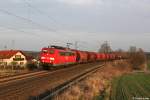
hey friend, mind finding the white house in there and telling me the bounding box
[0,50,28,68]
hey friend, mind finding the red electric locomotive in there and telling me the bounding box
[40,45,122,70]
[40,46,76,69]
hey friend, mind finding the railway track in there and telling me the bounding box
[0,62,103,100]
[0,65,79,85]
[0,70,38,79]
[30,64,105,100]
[0,71,48,85]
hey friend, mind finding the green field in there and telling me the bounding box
[147,60,150,70]
[110,73,150,100]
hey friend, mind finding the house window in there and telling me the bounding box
[13,55,24,61]
[20,62,24,65]
[4,62,7,66]
[15,55,21,59]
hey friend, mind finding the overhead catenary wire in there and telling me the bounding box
[0,2,83,49]
[21,0,74,37]
[0,25,38,36]
[0,8,72,37]
[0,8,56,32]
[23,0,59,27]
[23,0,68,36]
[0,8,74,42]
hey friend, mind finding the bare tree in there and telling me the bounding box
[129,46,136,53]
[98,41,112,53]
[129,47,146,70]
[116,48,124,53]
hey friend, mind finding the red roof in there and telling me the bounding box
[0,50,25,59]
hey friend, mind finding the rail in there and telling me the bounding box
[0,71,48,85]
[29,64,104,100]
[0,65,78,85]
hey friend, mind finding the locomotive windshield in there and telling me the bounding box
[42,49,54,54]
[42,49,48,53]
[49,50,54,54]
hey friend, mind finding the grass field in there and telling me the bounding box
[147,60,150,70]
[110,73,150,100]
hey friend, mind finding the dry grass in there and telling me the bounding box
[0,69,29,78]
[54,60,132,100]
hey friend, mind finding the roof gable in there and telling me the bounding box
[0,50,24,59]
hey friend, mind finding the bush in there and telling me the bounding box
[26,61,37,70]
[129,48,146,70]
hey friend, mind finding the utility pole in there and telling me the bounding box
[4,45,7,50]
[74,41,87,50]
[75,41,78,50]
[66,43,73,49]
[104,41,108,64]
[105,41,108,53]
[11,40,15,50]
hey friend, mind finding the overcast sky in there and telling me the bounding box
[0,0,150,52]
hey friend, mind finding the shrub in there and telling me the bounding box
[129,48,146,70]
[26,61,37,70]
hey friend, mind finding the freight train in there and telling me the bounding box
[39,45,122,69]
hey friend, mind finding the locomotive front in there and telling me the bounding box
[40,48,55,68]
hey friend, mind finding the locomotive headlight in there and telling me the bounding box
[50,57,55,60]
[41,57,45,59]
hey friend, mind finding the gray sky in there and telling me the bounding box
[0,0,150,52]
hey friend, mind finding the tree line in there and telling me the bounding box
[98,42,147,70]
